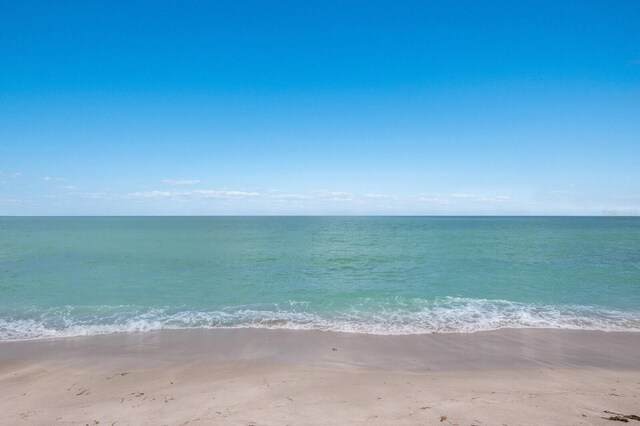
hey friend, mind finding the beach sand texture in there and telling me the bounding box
[1,328,639,425]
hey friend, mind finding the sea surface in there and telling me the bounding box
[1,216,639,340]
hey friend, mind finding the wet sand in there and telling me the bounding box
[1,328,639,425]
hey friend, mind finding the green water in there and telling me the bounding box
[0,217,639,339]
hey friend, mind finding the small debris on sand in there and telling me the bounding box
[603,410,640,422]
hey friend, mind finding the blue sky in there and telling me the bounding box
[1,0,639,215]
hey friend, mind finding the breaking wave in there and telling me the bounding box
[1,297,640,341]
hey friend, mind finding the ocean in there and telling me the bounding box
[1,216,639,340]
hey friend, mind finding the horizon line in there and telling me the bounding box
[1,214,638,218]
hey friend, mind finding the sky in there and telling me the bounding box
[1,0,639,215]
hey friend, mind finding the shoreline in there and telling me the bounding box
[2,328,639,424]
[2,328,640,370]
[3,322,640,343]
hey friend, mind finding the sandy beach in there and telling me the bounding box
[1,328,639,425]
[4,0,640,423]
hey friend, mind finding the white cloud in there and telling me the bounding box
[83,191,115,199]
[415,194,448,204]
[315,190,355,202]
[43,176,63,181]
[58,185,78,190]
[161,179,200,186]
[0,198,35,205]
[268,193,311,202]
[0,171,22,181]
[127,189,260,200]
[450,193,477,199]
[192,190,260,198]
[363,193,390,199]
[450,193,509,202]
[0,170,22,178]
[549,190,576,196]
[128,191,173,199]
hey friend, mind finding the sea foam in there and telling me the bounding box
[1,297,639,341]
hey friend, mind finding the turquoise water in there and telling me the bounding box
[1,216,639,340]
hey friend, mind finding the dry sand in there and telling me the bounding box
[1,328,639,425]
